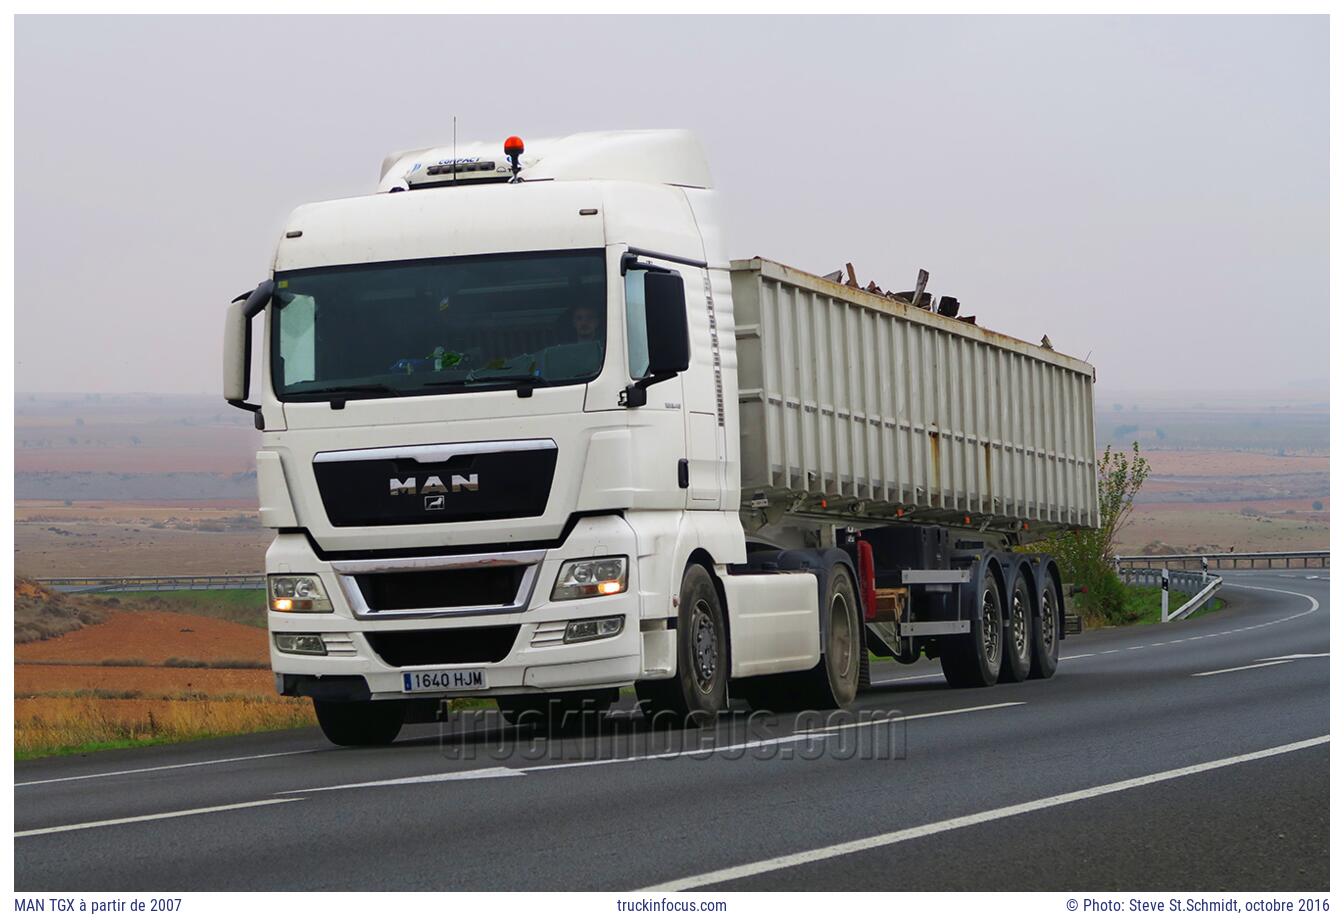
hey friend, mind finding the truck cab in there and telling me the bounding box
[225,131,825,744]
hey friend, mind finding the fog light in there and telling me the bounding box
[275,633,327,655]
[564,615,625,644]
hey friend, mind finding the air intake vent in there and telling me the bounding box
[355,567,526,612]
[367,626,520,667]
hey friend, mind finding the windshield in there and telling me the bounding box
[270,250,607,401]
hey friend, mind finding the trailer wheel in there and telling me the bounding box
[313,699,406,747]
[498,690,618,734]
[939,567,1004,688]
[999,568,1034,683]
[1029,568,1062,679]
[636,564,727,727]
[795,564,862,710]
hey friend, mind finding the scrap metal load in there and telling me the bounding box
[732,258,1098,538]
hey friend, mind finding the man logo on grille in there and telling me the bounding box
[424,495,446,511]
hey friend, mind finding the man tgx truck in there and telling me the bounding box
[223,129,1098,746]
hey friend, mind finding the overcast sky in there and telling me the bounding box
[15,14,1328,398]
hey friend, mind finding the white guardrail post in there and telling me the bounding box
[1161,567,1170,623]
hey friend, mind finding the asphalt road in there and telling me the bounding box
[15,570,1329,891]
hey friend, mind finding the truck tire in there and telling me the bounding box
[636,564,728,727]
[795,564,863,710]
[999,567,1034,683]
[313,699,406,746]
[939,568,1004,688]
[1029,568,1062,679]
[498,690,618,734]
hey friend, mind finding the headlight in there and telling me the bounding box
[268,574,333,612]
[551,556,628,601]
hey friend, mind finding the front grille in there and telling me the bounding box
[314,443,558,527]
[354,566,526,612]
[367,626,521,667]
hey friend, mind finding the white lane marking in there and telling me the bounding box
[1061,653,1095,660]
[645,735,1330,891]
[15,797,304,838]
[15,749,320,788]
[282,702,1025,794]
[1194,651,1330,678]
[869,672,941,686]
[1231,582,1321,615]
[286,766,523,793]
[1126,646,1144,651]
[1194,661,1292,677]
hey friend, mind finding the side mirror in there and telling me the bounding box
[223,299,251,404]
[643,272,690,375]
[223,280,274,417]
[622,271,689,408]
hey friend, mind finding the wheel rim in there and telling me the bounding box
[691,600,719,694]
[981,584,1001,664]
[1010,582,1029,660]
[1040,587,1058,654]
[829,592,855,679]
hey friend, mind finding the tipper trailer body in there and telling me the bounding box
[223,129,1098,744]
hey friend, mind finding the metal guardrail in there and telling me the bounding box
[1115,550,1328,572]
[1119,567,1223,620]
[36,575,265,594]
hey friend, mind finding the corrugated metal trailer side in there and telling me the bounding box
[732,258,1099,535]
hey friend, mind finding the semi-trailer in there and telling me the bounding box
[224,129,1098,745]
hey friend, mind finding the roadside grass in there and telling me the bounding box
[1104,585,1226,627]
[105,588,267,628]
[15,696,316,760]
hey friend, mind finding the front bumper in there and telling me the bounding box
[266,515,646,701]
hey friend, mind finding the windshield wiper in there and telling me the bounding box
[288,383,401,399]
[285,382,406,409]
[464,372,540,385]
[459,371,541,398]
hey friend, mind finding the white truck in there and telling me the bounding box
[224,129,1098,746]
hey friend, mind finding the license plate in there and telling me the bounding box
[402,669,488,693]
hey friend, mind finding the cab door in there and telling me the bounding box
[623,259,718,509]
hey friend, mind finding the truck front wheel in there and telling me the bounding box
[313,699,406,746]
[636,564,728,727]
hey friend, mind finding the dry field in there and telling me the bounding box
[1140,450,1328,478]
[14,603,314,758]
[1116,506,1329,555]
[16,664,275,696]
[15,500,268,577]
[16,610,269,664]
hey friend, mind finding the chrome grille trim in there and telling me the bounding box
[331,550,545,620]
[313,439,557,465]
